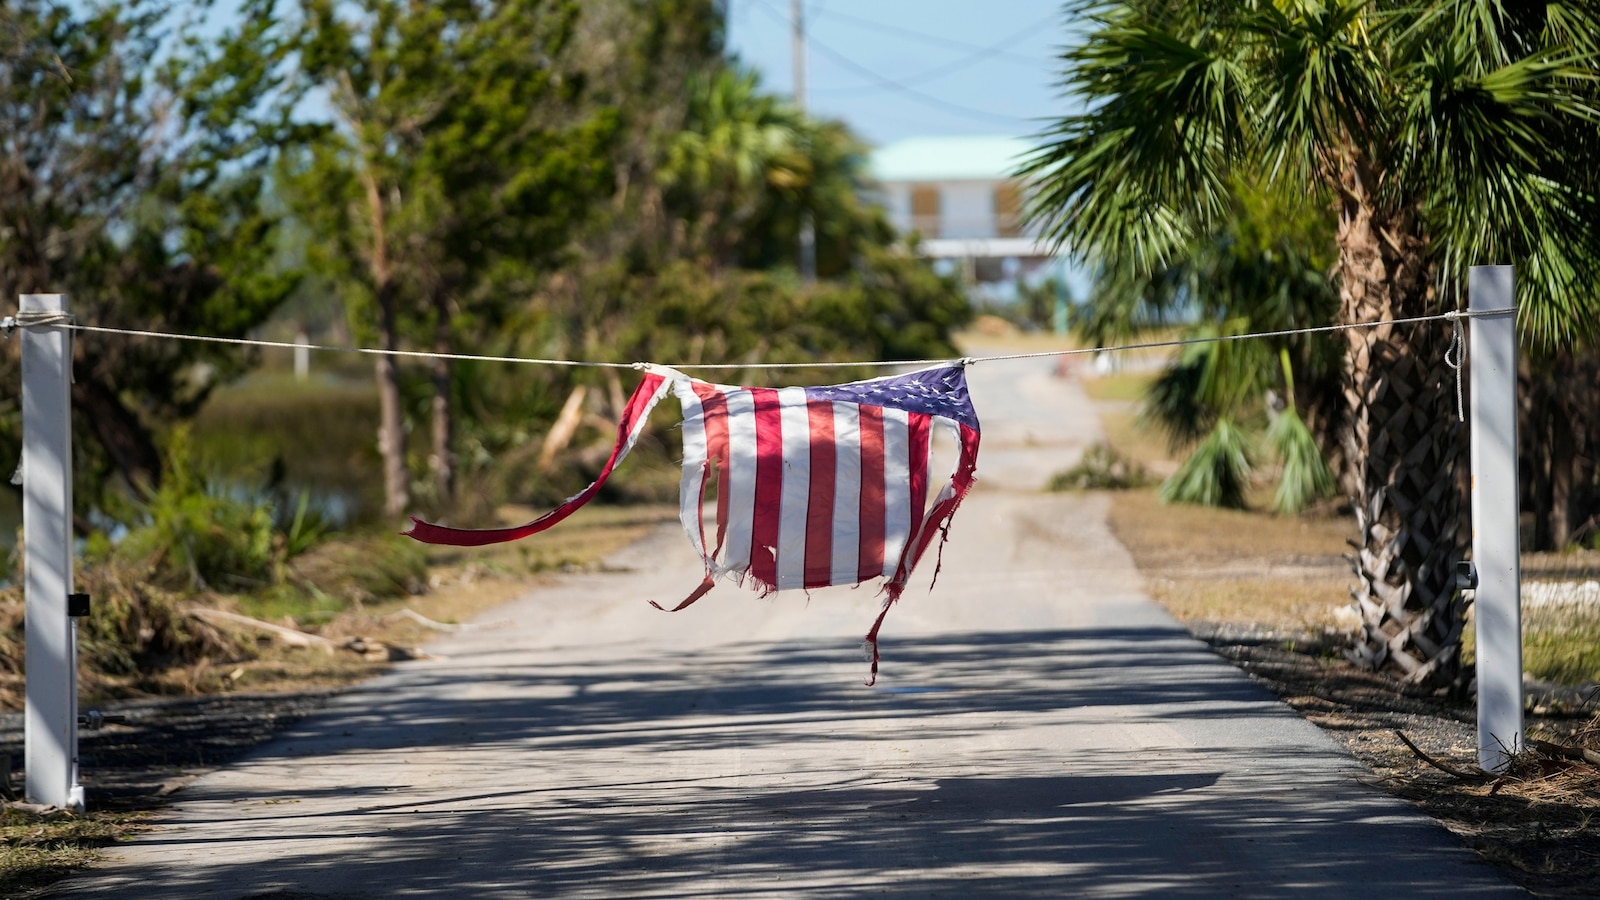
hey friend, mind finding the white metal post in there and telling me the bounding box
[1468,266,1523,773]
[20,293,82,810]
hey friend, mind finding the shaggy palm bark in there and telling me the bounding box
[1336,165,1467,688]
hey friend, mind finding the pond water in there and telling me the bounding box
[0,370,382,560]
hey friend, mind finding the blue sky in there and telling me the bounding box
[724,0,1078,147]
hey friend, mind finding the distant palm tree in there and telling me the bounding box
[1095,181,1341,514]
[661,66,810,265]
[1023,0,1600,686]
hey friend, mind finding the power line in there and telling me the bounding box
[749,0,1029,127]
[813,13,1060,98]
[805,36,1033,126]
[810,4,1048,65]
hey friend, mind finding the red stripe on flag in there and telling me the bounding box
[856,404,886,582]
[873,420,981,686]
[749,388,784,587]
[803,399,837,589]
[896,422,981,590]
[405,373,668,546]
[692,382,732,564]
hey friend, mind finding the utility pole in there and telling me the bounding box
[793,0,816,282]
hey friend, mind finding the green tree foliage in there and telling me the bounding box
[659,64,902,279]
[274,1,966,525]
[283,0,618,516]
[1107,182,1341,511]
[579,61,970,376]
[463,42,967,516]
[661,66,813,267]
[1023,0,1600,685]
[0,0,298,507]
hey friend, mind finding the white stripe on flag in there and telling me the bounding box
[720,388,758,575]
[830,401,862,586]
[880,406,912,579]
[910,417,959,552]
[775,387,811,590]
[674,380,708,564]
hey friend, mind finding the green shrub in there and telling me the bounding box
[1049,442,1152,491]
[113,428,278,590]
[1160,418,1253,509]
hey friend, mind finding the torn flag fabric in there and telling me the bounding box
[404,364,981,682]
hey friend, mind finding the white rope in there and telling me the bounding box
[3,308,1516,372]
[1442,311,1468,422]
[63,322,637,369]
[3,310,76,340]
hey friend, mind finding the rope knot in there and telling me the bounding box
[1442,310,1466,422]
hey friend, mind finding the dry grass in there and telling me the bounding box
[180,502,680,697]
[1079,369,1160,404]
[0,807,148,896]
[372,503,678,641]
[1106,488,1351,632]
[954,321,1080,356]
[1073,369,1600,896]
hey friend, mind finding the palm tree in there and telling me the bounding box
[661,66,812,265]
[1023,0,1600,687]
[1096,180,1342,513]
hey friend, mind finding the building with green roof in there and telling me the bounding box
[868,135,1061,285]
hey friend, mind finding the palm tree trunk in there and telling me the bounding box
[1336,172,1467,689]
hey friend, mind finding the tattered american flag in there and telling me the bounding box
[405,363,981,682]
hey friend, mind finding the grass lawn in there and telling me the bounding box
[1075,368,1600,688]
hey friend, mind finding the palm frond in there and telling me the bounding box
[1143,352,1214,451]
[1018,4,1245,271]
[1266,405,1334,513]
[1159,417,1253,509]
[1248,0,1383,178]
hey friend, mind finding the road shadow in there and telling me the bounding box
[53,625,1513,898]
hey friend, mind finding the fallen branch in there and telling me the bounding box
[2,800,72,818]
[1530,738,1600,767]
[182,607,337,654]
[1394,730,1491,781]
[381,607,469,632]
[341,636,431,661]
[537,383,588,471]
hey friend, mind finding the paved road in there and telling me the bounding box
[54,358,1521,898]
